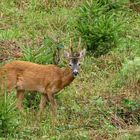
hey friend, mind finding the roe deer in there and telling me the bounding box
[0,47,86,116]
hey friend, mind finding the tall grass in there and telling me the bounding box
[0,91,18,138]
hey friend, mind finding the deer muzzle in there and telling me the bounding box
[72,69,79,77]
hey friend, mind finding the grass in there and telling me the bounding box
[0,0,140,139]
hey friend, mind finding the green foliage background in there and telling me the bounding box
[0,0,140,139]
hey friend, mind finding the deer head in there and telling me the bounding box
[64,38,86,77]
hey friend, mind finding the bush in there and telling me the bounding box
[20,37,64,65]
[76,0,124,57]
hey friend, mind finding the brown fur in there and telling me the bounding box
[0,60,74,115]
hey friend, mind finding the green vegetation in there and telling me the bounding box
[76,0,124,56]
[0,0,140,139]
[0,92,18,138]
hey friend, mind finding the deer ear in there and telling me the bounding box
[79,49,86,59]
[64,51,70,59]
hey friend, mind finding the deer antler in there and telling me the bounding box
[78,37,81,50]
[70,37,73,54]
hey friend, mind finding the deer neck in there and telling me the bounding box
[61,66,75,88]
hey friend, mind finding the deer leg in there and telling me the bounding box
[16,90,24,111]
[38,94,48,116]
[7,70,17,90]
[47,93,57,116]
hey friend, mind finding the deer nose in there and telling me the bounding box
[72,70,78,77]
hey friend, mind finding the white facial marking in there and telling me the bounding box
[73,69,78,73]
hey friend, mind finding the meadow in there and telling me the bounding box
[0,0,140,139]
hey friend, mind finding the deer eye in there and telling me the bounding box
[69,63,72,67]
[78,63,81,66]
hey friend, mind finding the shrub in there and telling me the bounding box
[76,0,124,57]
[20,37,64,64]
